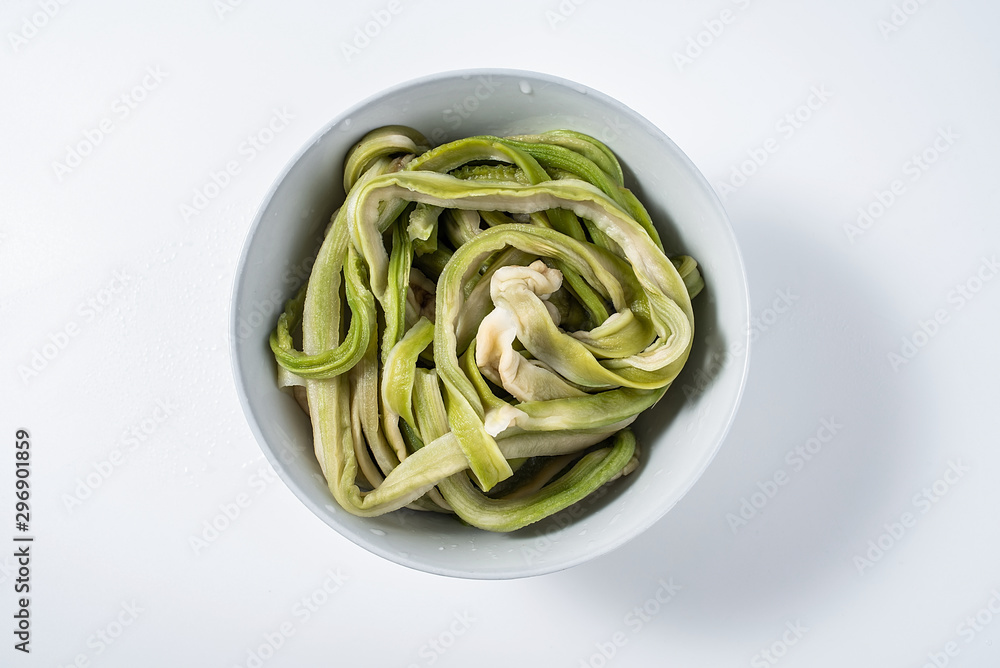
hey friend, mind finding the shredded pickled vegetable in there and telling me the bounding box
[270,125,703,531]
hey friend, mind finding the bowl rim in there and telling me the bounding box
[229,67,751,579]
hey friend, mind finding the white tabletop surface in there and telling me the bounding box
[4,1,1000,666]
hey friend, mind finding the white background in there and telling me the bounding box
[3,0,1000,666]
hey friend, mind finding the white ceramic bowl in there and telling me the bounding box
[231,69,750,579]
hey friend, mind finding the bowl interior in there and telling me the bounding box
[231,69,750,579]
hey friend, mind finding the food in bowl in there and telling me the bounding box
[268,124,704,532]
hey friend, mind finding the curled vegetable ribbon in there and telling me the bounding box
[269,125,703,531]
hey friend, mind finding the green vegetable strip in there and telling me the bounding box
[441,377,513,491]
[271,126,701,530]
[407,203,440,256]
[488,136,629,210]
[270,243,374,379]
[460,339,511,415]
[382,317,434,431]
[436,430,637,532]
[673,255,705,298]
[412,368,449,443]
[382,221,414,362]
[510,129,625,186]
[343,125,430,192]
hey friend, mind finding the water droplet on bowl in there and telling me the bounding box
[370,528,386,536]
[518,81,533,95]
